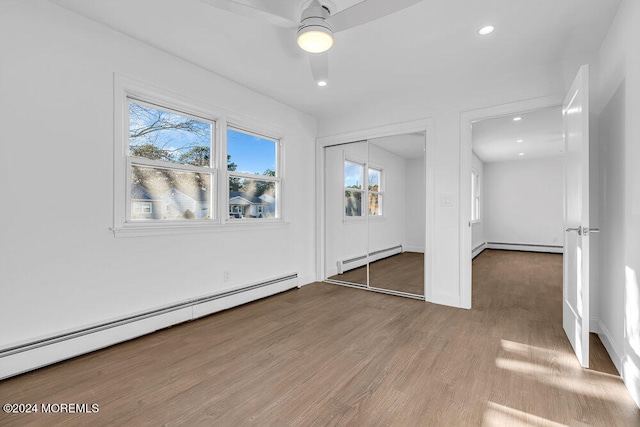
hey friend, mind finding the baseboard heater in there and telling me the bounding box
[487,242,563,253]
[337,245,403,274]
[0,273,298,360]
[472,242,486,259]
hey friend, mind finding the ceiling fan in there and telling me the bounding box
[202,0,423,86]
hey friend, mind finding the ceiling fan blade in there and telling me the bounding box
[201,0,298,29]
[327,0,423,33]
[309,52,329,82]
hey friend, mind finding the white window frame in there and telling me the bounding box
[471,168,481,223]
[112,75,287,237]
[343,155,366,220]
[226,126,282,221]
[343,153,385,220]
[367,165,384,218]
[126,97,217,224]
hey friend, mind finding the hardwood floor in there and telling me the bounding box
[1,249,639,425]
[328,252,425,296]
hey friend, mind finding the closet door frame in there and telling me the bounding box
[316,119,435,301]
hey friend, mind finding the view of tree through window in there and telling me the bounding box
[227,128,279,219]
[128,100,214,221]
[344,161,383,217]
[129,102,211,166]
[368,168,382,216]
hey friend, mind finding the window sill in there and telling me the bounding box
[342,216,386,224]
[111,219,289,238]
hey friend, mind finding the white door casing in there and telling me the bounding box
[563,65,590,368]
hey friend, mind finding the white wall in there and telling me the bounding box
[471,152,485,254]
[483,157,564,248]
[368,144,408,253]
[0,1,316,358]
[595,0,640,407]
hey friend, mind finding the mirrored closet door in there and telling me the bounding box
[324,133,426,299]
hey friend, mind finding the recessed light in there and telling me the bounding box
[478,25,495,35]
[519,153,525,156]
[513,117,522,122]
[517,139,523,143]
[317,80,328,87]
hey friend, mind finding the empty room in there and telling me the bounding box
[1,0,639,425]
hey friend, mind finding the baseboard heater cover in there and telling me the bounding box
[487,242,563,253]
[0,273,298,360]
[472,242,486,259]
[337,245,403,274]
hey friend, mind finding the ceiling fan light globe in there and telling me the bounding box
[297,26,334,53]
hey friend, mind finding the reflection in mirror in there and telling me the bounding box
[325,141,369,287]
[367,133,425,296]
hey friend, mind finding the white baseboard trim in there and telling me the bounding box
[404,246,425,253]
[590,316,599,333]
[486,242,563,253]
[0,274,298,380]
[472,242,487,259]
[598,319,623,375]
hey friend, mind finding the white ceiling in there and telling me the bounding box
[51,0,620,119]
[370,133,425,160]
[472,106,563,163]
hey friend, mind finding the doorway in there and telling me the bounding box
[470,106,565,260]
[460,85,598,368]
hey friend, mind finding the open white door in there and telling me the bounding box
[563,65,591,368]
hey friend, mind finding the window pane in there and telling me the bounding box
[227,129,276,176]
[369,193,381,216]
[129,101,212,167]
[368,169,381,191]
[344,161,364,189]
[345,191,363,217]
[131,165,211,220]
[228,177,276,219]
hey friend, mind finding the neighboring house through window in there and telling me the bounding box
[127,99,214,222]
[113,76,285,236]
[227,128,280,219]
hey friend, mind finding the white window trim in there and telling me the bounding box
[226,125,282,221]
[343,152,367,221]
[367,164,384,219]
[342,152,386,221]
[112,74,288,237]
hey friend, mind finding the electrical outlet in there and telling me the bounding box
[223,271,230,282]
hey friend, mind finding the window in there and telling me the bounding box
[128,99,214,222]
[344,160,383,218]
[227,128,280,220]
[344,160,365,217]
[113,76,287,236]
[471,169,480,222]
[368,168,383,216]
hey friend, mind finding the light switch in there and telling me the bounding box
[440,195,454,207]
